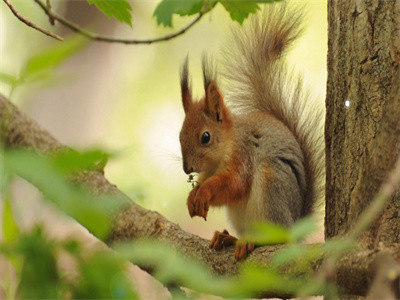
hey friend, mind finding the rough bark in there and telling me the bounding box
[1,94,399,297]
[326,0,400,247]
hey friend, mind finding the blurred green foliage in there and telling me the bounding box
[0,35,87,99]
[1,225,138,299]
[4,150,116,239]
[243,217,316,245]
[1,182,20,245]
[0,147,349,298]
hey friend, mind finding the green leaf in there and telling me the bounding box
[289,217,316,242]
[235,262,307,296]
[153,0,205,27]
[115,240,238,296]
[62,239,81,254]
[1,194,20,245]
[50,149,111,173]
[16,227,59,299]
[271,245,309,267]
[4,150,122,239]
[243,217,316,246]
[74,251,137,299]
[116,239,322,298]
[220,0,282,24]
[220,0,259,24]
[1,173,20,245]
[243,222,291,245]
[21,35,88,81]
[322,238,356,253]
[0,72,17,86]
[87,0,133,26]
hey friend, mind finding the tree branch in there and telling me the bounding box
[33,0,209,45]
[0,93,399,297]
[2,0,62,41]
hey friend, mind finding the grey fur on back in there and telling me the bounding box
[227,112,306,233]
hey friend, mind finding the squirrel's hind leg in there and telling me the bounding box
[235,240,255,260]
[209,229,237,250]
[209,230,255,260]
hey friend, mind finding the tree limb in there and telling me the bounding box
[0,93,399,297]
[33,0,209,45]
[2,0,62,41]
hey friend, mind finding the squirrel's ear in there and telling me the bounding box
[180,57,192,114]
[205,81,224,122]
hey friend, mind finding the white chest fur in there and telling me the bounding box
[226,166,268,236]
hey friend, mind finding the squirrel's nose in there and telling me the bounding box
[183,162,193,174]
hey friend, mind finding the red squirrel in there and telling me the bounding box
[179,4,324,260]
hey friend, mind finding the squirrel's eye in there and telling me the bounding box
[201,131,210,144]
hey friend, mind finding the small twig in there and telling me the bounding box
[34,0,211,45]
[46,0,55,25]
[2,0,62,41]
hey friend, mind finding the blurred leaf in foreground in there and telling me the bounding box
[20,35,88,84]
[0,72,18,86]
[3,149,123,240]
[243,217,316,245]
[289,217,316,241]
[1,179,20,245]
[16,227,59,299]
[115,239,228,295]
[74,251,137,299]
[51,148,111,174]
[87,0,133,27]
[115,239,320,298]
[243,222,291,245]
[270,244,309,267]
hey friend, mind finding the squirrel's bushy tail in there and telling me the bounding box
[223,3,325,216]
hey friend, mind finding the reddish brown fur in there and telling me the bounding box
[180,71,252,219]
[180,84,233,177]
[199,151,251,207]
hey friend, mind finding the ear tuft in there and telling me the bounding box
[202,54,217,91]
[205,81,224,123]
[180,56,192,113]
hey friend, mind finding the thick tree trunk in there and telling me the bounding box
[326,0,400,247]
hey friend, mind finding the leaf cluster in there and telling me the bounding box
[84,0,283,28]
[153,0,283,27]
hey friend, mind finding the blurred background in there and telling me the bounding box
[1,0,327,297]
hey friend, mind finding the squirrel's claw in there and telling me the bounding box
[210,231,254,260]
[186,186,198,218]
[209,230,237,250]
[234,241,255,260]
[187,185,210,220]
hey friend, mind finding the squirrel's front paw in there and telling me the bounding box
[187,186,210,220]
[187,186,198,218]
